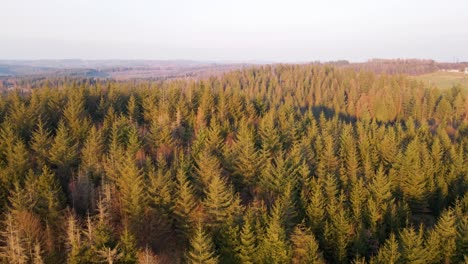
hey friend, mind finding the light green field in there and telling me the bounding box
[412,71,468,92]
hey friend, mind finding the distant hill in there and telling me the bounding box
[336,59,468,75]
[0,60,249,80]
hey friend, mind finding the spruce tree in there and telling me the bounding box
[186,223,219,264]
[203,173,240,226]
[30,118,52,168]
[48,120,78,175]
[376,233,400,264]
[173,167,198,238]
[291,225,324,264]
[237,220,257,264]
[258,201,290,264]
[399,227,427,264]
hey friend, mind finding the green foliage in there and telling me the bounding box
[48,120,78,172]
[203,172,240,226]
[237,219,257,264]
[186,223,219,264]
[376,233,400,264]
[399,227,427,264]
[0,65,466,263]
[258,202,291,264]
[291,225,324,264]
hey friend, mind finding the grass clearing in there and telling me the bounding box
[412,71,468,92]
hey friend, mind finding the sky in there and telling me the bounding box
[1,0,467,62]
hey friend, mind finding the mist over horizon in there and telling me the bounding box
[2,0,468,62]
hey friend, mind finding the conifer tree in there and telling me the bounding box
[0,213,28,264]
[376,233,400,264]
[81,126,104,183]
[63,90,91,143]
[399,138,428,212]
[426,209,457,263]
[232,122,260,190]
[173,167,198,238]
[258,202,290,264]
[186,223,219,264]
[237,220,257,264]
[203,173,240,226]
[30,118,52,168]
[33,166,64,227]
[369,166,393,213]
[399,226,427,264]
[66,213,84,264]
[303,178,325,233]
[48,120,78,175]
[119,227,138,264]
[291,225,324,264]
[126,94,140,124]
[195,148,222,191]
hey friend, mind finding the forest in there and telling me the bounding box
[0,64,467,263]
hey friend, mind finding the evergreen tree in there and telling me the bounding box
[81,126,104,183]
[237,219,257,264]
[398,138,428,212]
[48,120,78,175]
[258,201,290,264]
[0,213,28,264]
[399,226,427,264]
[119,227,138,264]
[203,173,240,226]
[376,233,400,264]
[186,223,219,264]
[30,118,52,168]
[426,209,457,263]
[291,224,324,264]
[173,167,198,238]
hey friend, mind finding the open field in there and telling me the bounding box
[412,71,468,91]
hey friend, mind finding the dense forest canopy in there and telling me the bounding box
[0,64,467,263]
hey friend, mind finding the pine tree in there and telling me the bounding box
[81,126,104,183]
[203,173,240,226]
[63,90,91,143]
[32,243,44,264]
[119,227,138,264]
[258,205,290,264]
[237,220,257,264]
[291,224,324,264]
[112,152,147,238]
[426,209,457,263]
[0,213,28,264]
[186,223,219,264]
[340,125,360,185]
[369,166,393,213]
[398,138,428,213]
[303,178,325,233]
[33,166,64,227]
[327,206,352,263]
[173,167,198,238]
[232,122,260,190]
[3,140,30,185]
[350,178,368,223]
[399,226,427,264]
[126,94,140,124]
[48,120,78,175]
[259,114,281,156]
[30,118,52,168]
[215,219,240,264]
[455,210,468,263]
[376,233,400,264]
[66,213,84,264]
[195,149,222,191]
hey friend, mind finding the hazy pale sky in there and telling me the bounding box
[1,0,467,62]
